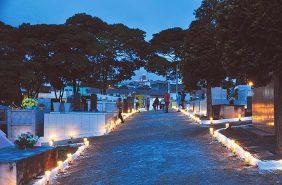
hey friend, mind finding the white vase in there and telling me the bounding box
[53,102,60,112]
[64,103,71,112]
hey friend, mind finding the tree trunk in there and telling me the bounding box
[207,81,213,119]
[274,72,282,153]
[54,89,58,100]
[72,80,81,111]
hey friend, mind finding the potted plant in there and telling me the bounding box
[64,101,71,112]
[14,132,39,150]
[53,100,61,112]
[21,98,39,110]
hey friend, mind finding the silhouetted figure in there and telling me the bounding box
[164,93,170,113]
[181,91,186,109]
[153,97,160,111]
[146,97,150,111]
[176,92,182,112]
[116,98,124,123]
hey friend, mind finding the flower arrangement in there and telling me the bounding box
[14,132,39,149]
[22,98,39,110]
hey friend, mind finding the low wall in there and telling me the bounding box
[191,100,207,116]
[0,146,77,185]
[97,102,117,112]
[44,112,117,141]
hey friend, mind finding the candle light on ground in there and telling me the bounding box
[57,161,62,167]
[45,170,51,183]
[238,114,242,121]
[84,140,90,147]
[49,140,54,147]
[67,153,72,163]
[209,127,214,135]
[210,117,213,124]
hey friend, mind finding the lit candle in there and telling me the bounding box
[57,161,63,172]
[210,117,213,124]
[238,114,242,121]
[45,170,51,182]
[209,127,214,135]
[49,140,54,147]
[231,140,236,153]
[67,153,72,159]
[57,161,62,167]
[248,81,254,87]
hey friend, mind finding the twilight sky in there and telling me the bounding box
[0,0,201,81]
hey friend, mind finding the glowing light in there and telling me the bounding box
[83,138,88,142]
[225,123,230,129]
[210,117,213,124]
[84,140,90,147]
[238,114,242,121]
[45,170,51,182]
[67,153,72,159]
[209,127,214,135]
[69,132,75,139]
[49,140,54,147]
[57,161,62,167]
[248,81,254,87]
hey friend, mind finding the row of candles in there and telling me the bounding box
[105,109,137,133]
[209,125,258,167]
[176,105,263,168]
[34,138,90,185]
[48,110,137,147]
[42,110,137,184]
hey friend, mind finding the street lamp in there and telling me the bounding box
[248,81,254,87]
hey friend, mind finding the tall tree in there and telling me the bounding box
[66,14,147,94]
[217,0,282,152]
[182,0,225,118]
[0,22,22,106]
[147,28,186,81]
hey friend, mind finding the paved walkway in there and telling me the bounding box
[54,111,282,185]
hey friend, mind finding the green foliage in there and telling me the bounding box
[21,98,38,110]
[147,27,186,79]
[216,0,282,86]
[183,0,225,90]
[14,132,39,150]
[0,13,148,104]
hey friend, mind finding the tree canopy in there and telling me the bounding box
[0,13,148,105]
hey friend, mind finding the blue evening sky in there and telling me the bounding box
[0,0,201,80]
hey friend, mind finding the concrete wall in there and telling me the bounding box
[7,110,45,141]
[97,102,117,112]
[44,112,116,141]
[0,146,77,185]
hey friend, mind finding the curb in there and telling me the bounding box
[212,126,282,171]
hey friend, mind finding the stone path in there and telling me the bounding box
[54,111,282,185]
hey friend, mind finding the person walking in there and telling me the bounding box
[146,97,150,111]
[176,92,182,112]
[116,98,124,123]
[163,93,170,113]
[181,91,186,109]
[153,96,160,111]
[135,97,140,112]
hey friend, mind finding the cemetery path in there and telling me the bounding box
[54,111,281,185]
